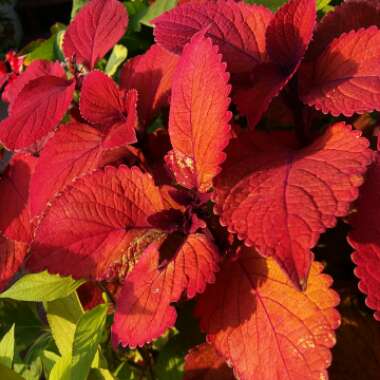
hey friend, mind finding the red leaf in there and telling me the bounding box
[80,71,137,146]
[29,166,166,280]
[348,153,380,321]
[0,236,27,291]
[184,343,235,380]
[306,0,380,61]
[0,75,75,151]
[213,123,373,286]
[30,121,104,218]
[299,27,380,116]
[234,0,316,128]
[4,60,65,108]
[153,0,272,79]
[112,233,219,347]
[166,33,231,192]
[195,248,340,380]
[63,0,128,69]
[0,154,37,243]
[120,44,179,127]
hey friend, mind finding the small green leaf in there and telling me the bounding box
[105,44,128,77]
[45,292,83,356]
[71,304,108,380]
[89,368,116,380]
[0,363,25,380]
[317,0,331,10]
[71,0,88,19]
[0,324,14,368]
[41,351,59,379]
[140,0,177,27]
[244,0,286,11]
[0,272,85,302]
[49,354,71,380]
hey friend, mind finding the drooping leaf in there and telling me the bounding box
[4,60,65,107]
[112,233,219,347]
[153,0,273,79]
[306,0,380,61]
[105,44,128,77]
[195,248,340,380]
[234,0,316,127]
[120,44,178,127]
[0,271,84,302]
[29,166,166,280]
[330,297,380,380]
[63,0,129,69]
[71,304,108,380]
[213,123,373,286]
[184,343,234,380]
[0,75,75,151]
[0,237,27,292]
[30,122,104,218]
[165,32,231,192]
[348,152,380,320]
[0,154,37,243]
[300,27,380,116]
[80,71,137,146]
[0,324,15,368]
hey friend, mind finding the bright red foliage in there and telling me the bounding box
[2,0,380,377]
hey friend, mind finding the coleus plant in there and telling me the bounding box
[0,0,379,378]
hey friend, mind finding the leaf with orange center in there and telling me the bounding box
[213,123,373,286]
[299,27,380,116]
[112,233,219,347]
[29,165,166,280]
[195,248,340,380]
[165,32,231,193]
[348,152,380,321]
[0,154,37,243]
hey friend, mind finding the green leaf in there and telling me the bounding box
[105,44,128,77]
[89,368,116,380]
[244,0,286,11]
[49,354,71,380]
[124,0,148,32]
[0,324,14,368]
[71,0,88,19]
[41,351,59,380]
[45,292,83,356]
[140,0,177,27]
[154,336,184,380]
[0,272,85,302]
[0,363,25,380]
[71,304,108,380]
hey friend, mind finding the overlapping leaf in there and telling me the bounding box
[29,166,166,280]
[0,236,27,291]
[63,0,129,69]
[0,154,37,243]
[184,343,235,380]
[348,152,380,320]
[196,248,340,380]
[213,123,373,286]
[154,0,273,79]
[80,71,137,147]
[0,75,75,150]
[112,233,219,347]
[165,33,231,192]
[120,44,179,127]
[234,0,316,127]
[300,27,380,116]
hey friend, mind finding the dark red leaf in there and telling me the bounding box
[184,343,235,380]
[29,166,166,280]
[0,236,28,291]
[0,154,37,243]
[120,44,179,127]
[166,32,231,192]
[196,248,340,380]
[112,233,219,347]
[153,0,272,79]
[348,152,380,321]
[0,75,75,151]
[63,0,128,69]
[213,123,373,286]
[300,27,380,116]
